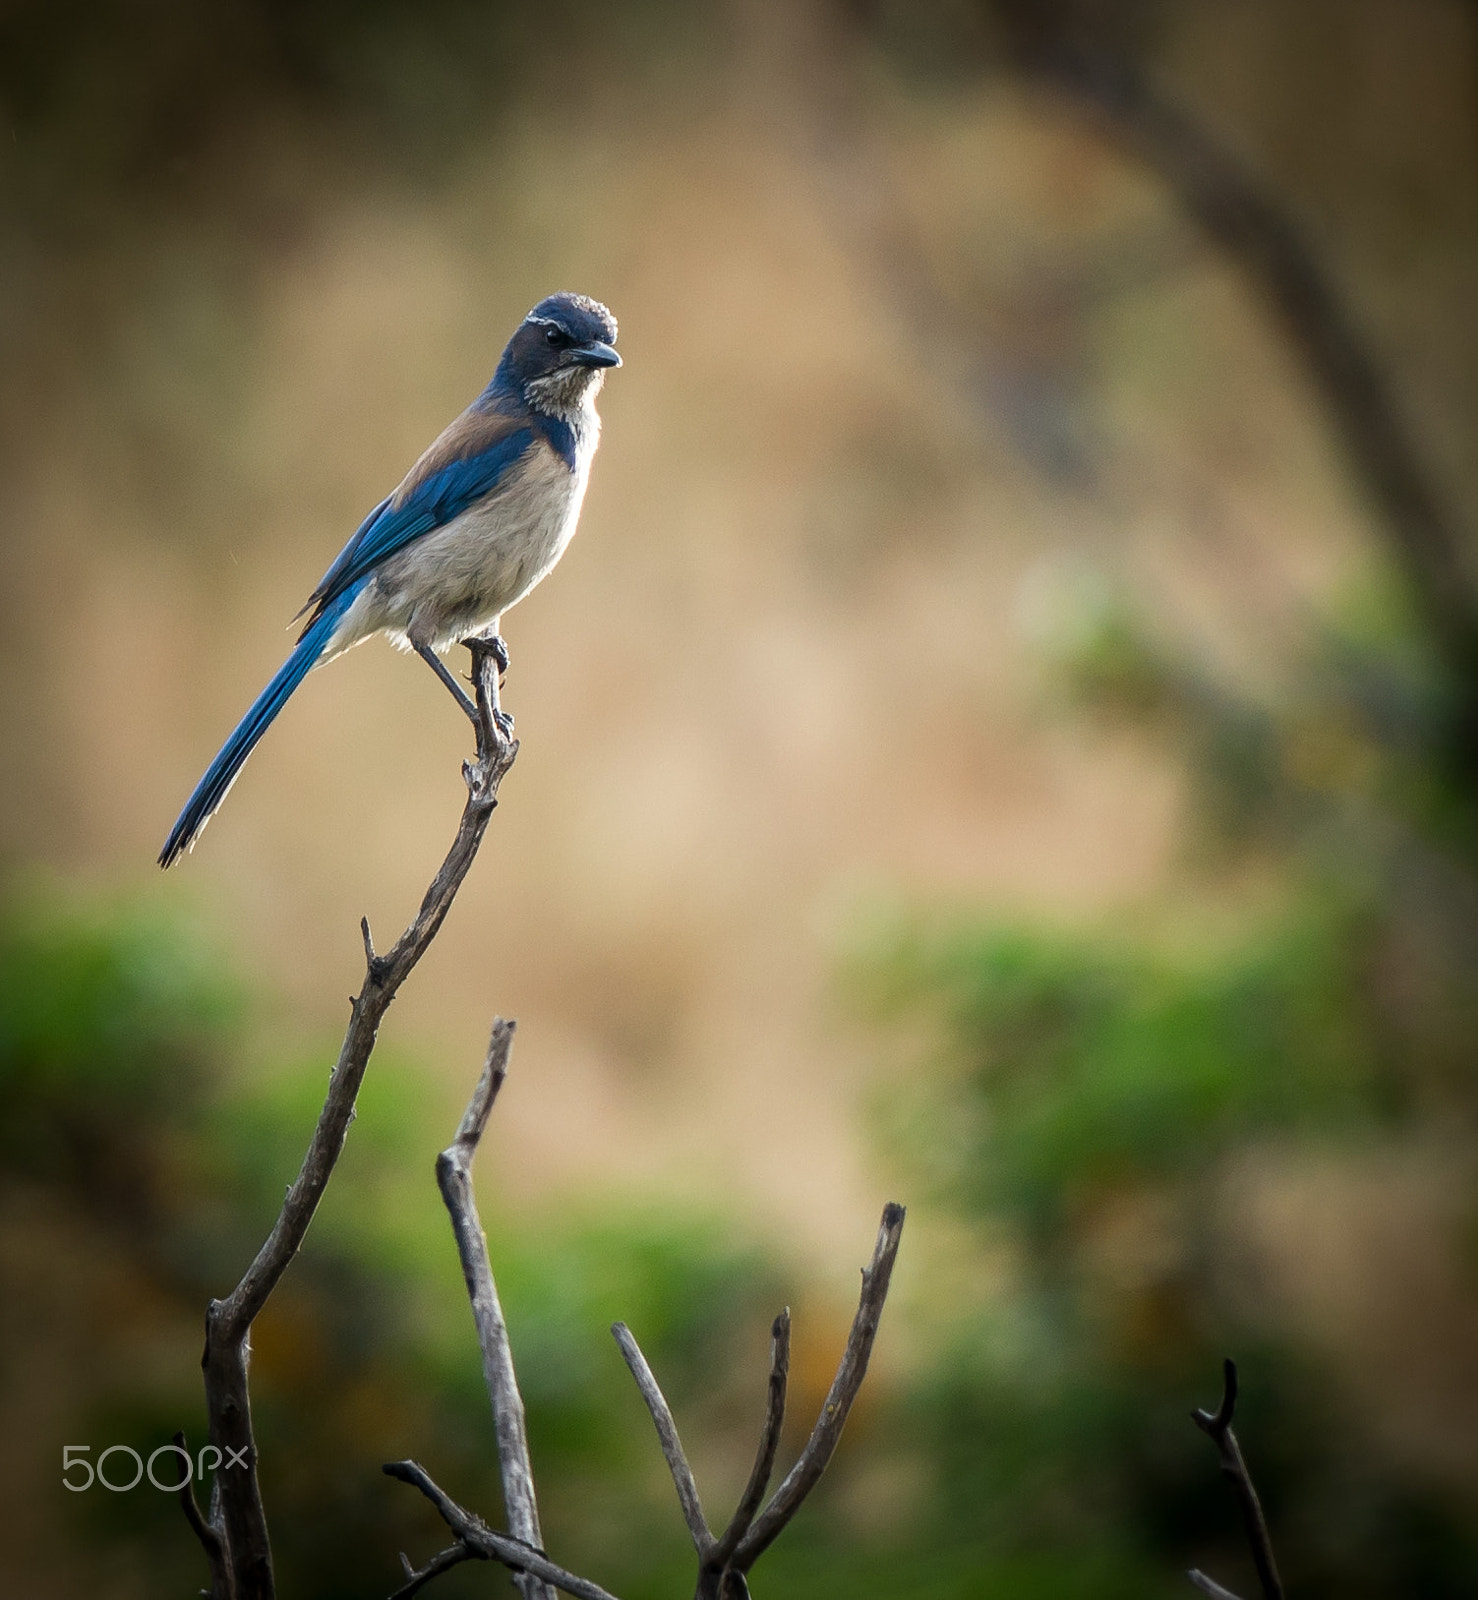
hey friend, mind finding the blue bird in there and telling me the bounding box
[159,292,620,868]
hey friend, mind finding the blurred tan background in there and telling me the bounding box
[7,0,1430,1246]
[5,3,1478,1596]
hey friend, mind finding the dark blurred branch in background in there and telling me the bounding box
[184,635,518,1600]
[1187,1359,1285,1600]
[993,1,1478,776]
[830,0,1478,783]
[389,1014,905,1600]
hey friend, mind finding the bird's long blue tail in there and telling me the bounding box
[159,589,357,868]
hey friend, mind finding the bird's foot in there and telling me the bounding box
[492,707,515,742]
[463,630,509,675]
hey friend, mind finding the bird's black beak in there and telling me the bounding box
[570,340,621,369]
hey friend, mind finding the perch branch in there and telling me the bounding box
[611,1321,715,1556]
[434,1015,553,1600]
[191,634,518,1600]
[1189,1358,1284,1600]
[733,1201,905,1569]
[384,1461,622,1600]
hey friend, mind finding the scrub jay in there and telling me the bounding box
[159,292,620,868]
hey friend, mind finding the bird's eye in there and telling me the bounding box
[544,326,564,347]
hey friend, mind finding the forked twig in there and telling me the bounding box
[733,1202,904,1569]
[389,1540,475,1599]
[615,1203,906,1598]
[389,1013,906,1600]
[1188,1359,1285,1600]
[384,1461,621,1600]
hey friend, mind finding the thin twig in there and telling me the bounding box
[1191,1359,1284,1600]
[435,1016,553,1600]
[399,1045,904,1600]
[194,636,518,1600]
[173,1430,231,1598]
[392,1200,904,1599]
[386,1009,619,1600]
[733,1202,905,1570]
[611,1322,714,1556]
[710,1310,790,1567]
[388,1543,475,1600]
[1189,1571,1248,1600]
[384,1461,623,1600]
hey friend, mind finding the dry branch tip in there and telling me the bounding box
[1192,1357,1238,1437]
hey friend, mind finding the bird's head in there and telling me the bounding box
[493,293,620,417]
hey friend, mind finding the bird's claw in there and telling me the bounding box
[463,631,510,675]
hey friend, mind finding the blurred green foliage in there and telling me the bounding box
[4,3,1477,1596]
[0,890,237,1173]
[837,569,1478,1600]
[850,893,1418,1599]
[0,887,790,1599]
[869,901,1386,1241]
[11,574,1478,1600]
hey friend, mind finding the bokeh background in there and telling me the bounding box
[4,1,1478,1595]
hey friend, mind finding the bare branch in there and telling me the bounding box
[611,1321,714,1557]
[197,635,518,1600]
[395,1021,904,1600]
[710,1309,790,1567]
[386,1010,622,1600]
[733,1202,905,1570]
[384,1461,624,1600]
[1194,1357,1240,1438]
[393,1189,904,1598]
[1190,1358,1284,1600]
[435,1016,553,1600]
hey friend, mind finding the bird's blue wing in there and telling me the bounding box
[298,408,536,633]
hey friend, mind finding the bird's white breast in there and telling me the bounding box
[332,409,599,657]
